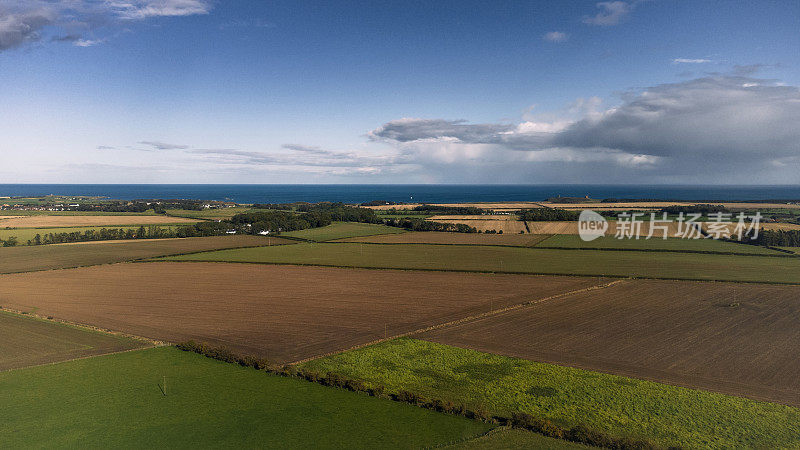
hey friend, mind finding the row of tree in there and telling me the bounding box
[382,217,477,233]
[750,229,800,247]
[518,208,580,221]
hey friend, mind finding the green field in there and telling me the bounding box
[164,207,254,219]
[0,235,276,274]
[536,234,784,255]
[160,241,800,283]
[779,247,800,254]
[301,339,800,449]
[280,222,405,242]
[0,311,149,371]
[0,225,185,243]
[0,347,491,448]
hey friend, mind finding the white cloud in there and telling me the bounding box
[109,0,212,20]
[543,31,568,42]
[74,38,105,47]
[582,1,633,26]
[139,140,190,150]
[673,58,712,64]
[370,76,800,183]
[0,0,212,51]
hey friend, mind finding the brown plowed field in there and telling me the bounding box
[0,235,284,274]
[336,232,550,246]
[0,215,198,227]
[0,311,150,371]
[0,263,602,363]
[422,279,800,406]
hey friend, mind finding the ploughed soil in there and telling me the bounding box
[0,263,601,363]
[0,311,149,371]
[422,279,800,407]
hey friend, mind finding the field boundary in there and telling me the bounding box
[327,238,792,257]
[148,259,800,286]
[0,237,290,276]
[287,279,627,365]
[531,244,795,258]
[0,306,167,347]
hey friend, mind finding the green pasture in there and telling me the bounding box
[0,347,490,448]
[280,222,405,242]
[301,339,800,449]
[164,207,253,219]
[159,242,800,284]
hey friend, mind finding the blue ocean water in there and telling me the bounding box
[1,184,800,204]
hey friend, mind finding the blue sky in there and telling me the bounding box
[1,0,799,184]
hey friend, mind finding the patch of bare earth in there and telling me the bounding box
[0,263,602,364]
[422,279,800,407]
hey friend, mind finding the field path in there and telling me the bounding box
[288,278,625,364]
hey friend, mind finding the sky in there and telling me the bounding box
[1,0,799,184]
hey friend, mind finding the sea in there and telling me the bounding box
[1,184,800,204]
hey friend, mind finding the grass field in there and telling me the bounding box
[0,346,491,448]
[0,215,197,228]
[280,221,405,242]
[0,225,185,243]
[536,234,784,255]
[0,263,601,363]
[423,278,800,407]
[0,311,150,371]
[161,242,800,283]
[0,235,279,274]
[164,207,253,219]
[301,339,800,449]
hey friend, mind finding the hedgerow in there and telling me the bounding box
[175,341,675,449]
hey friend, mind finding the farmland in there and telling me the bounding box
[427,216,528,234]
[301,338,800,449]
[0,215,197,228]
[338,231,551,246]
[280,221,405,241]
[0,347,491,448]
[0,235,279,274]
[448,428,589,449]
[422,279,800,407]
[0,263,602,363]
[161,242,800,283]
[0,311,150,371]
[425,217,688,237]
[536,234,784,255]
[0,225,184,243]
[164,207,254,219]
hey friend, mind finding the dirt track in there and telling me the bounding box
[422,279,800,407]
[0,263,602,363]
